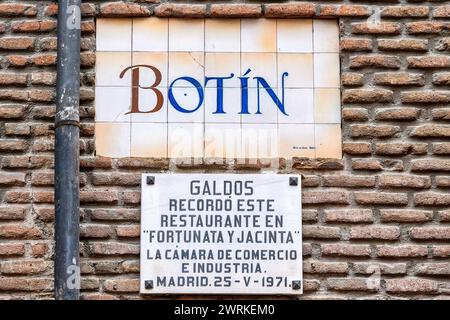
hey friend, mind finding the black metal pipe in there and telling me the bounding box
[54,0,81,300]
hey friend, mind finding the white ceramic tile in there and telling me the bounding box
[314,88,341,123]
[315,124,342,158]
[132,52,168,88]
[278,124,315,158]
[95,86,131,122]
[241,87,279,124]
[96,52,132,86]
[241,19,277,52]
[131,87,167,123]
[205,87,241,123]
[95,122,130,157]
[277,19,313,53]
[169,19,204,52]
[131,122,167,157]
[313,20,340,53]
[278,53,314,88]
[314,53,340,88]
[133,18,168,52]
[241,53,277,88]
[205,123,242,158]
[168,52,204,86]
[205,19,240,52]
[168,86,204,122]
[96,18,132,51]
[168,123,204,158]
[205,53,240,87]
[242,124,278,159]
[278,88,314,123]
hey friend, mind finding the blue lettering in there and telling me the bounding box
[204,73,235,114]
[168,77,204,113]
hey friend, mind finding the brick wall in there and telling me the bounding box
[0,0,449,300]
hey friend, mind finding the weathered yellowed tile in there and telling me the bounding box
[95,87,131,122]
[95,122,130,158]
[205,123,242,158]
[279,88,314,123]
[96,52,131,86]
[205,19,240,52]
[132,52,168,87]
[314,53,340,88]
[241,19,276,52]
[131,87,167,123]
[314,88,341,123]
[131,122,167,157]
[133,18,168,52]
[241,53,277,87]
[315,124,342,158]
[205,53,240,87]
[313,19,340,53]
[242,124,278,158]
[168,52,204,86]
[169,18,204,52]
[97,18,132,51]
[278,124,315,158]
[277,19,313,53]
[168,123,204,158]
[168,86,204,122]
[204,87,241,123]
[278,53,314,88]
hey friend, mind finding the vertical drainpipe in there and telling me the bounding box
[54,0,81,300]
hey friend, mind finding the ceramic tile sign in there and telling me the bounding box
[140,174,303,295]
[95,18,342,159]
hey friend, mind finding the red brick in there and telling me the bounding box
[0,37,34,50]
[321,244,370,257]
[0,206,26,220]
[304,261,348,274]
[432,108,450,120]
[351,22,401,35]
[410,227,450,240]
[116,225,140,238]
[324,209,373,223]
[0,243,25,256]
[385,278,438,293]
[378,39,428,52]
[293,158,344,170]
[210,4,261,18]
[341,73,364,86]
[417,263,450,276]
[80,224,112,239]
[373,72,424,86]
[328,278,376,292]
[380,209,432,223]
[406,21,446,34]
[0,225,42,239]
[322,175,375,188]
[379,174,431,189]
[381,6,429,18]
[0,260,49,275]
[104,279,139,293]
[302,191,349,205]
[0,4,37,17]
[350,55,400,69]
[343,89,393,103]
[342,142,371,155]
[411,159,450,171]
[80,190,118,204]
[350,124,400,138]
[302,226,340,239]
[377,245,428,258]
[432,246,450,258]
[92,173,140,186]
[154,3,206,18]
[375,108,420,121]
[88,242,139,256]
[350,226,400,240]
[100,2,151,17]
[340,38,372,52]
[402,91,450,104]
[433,6,450,18]
[0,278,53,292]
[12,20,56,33]
[342,108,369,121]
[264,3,316,18]
[319,5,370,17]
